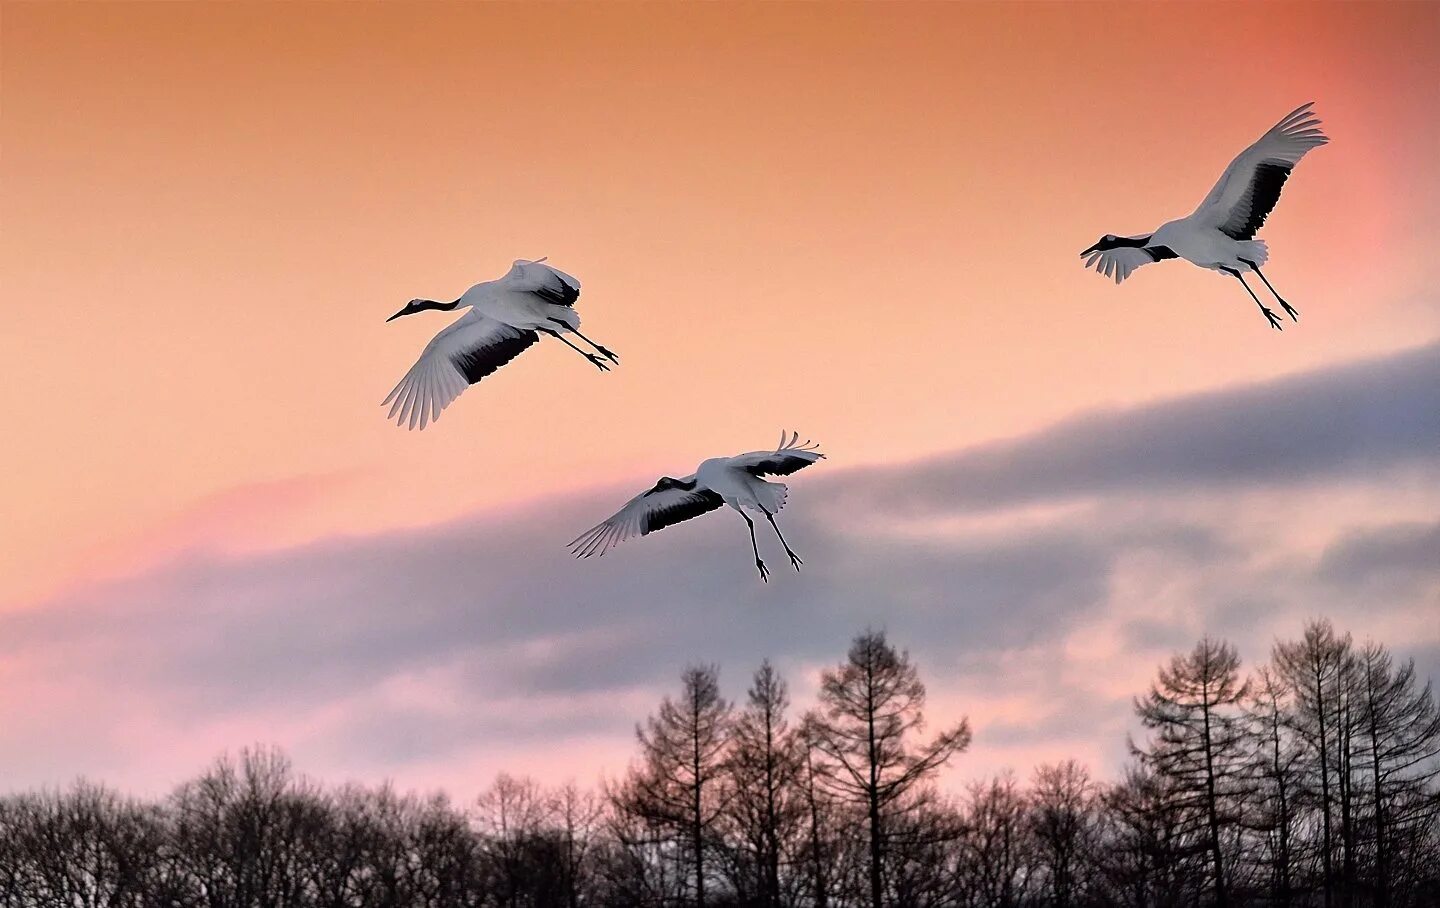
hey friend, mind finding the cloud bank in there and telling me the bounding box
[3,341,1438,795]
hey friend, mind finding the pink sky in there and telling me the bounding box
[2,2,1438,798]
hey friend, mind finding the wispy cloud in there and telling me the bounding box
[3,341,1438,795]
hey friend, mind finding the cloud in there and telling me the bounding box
[3,341,1438,794]
[828,339,1440,517]
[1318,520,1440,591]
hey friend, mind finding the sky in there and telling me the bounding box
[2,1,1438,798]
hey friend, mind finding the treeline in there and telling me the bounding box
[2,620,1438,907]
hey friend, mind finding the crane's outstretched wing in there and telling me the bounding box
[1191,102,1328,240]
[500,258,581,306]
[1083,243,1179,284]
[569,476,724,558]
[382,311,538,430]
[729,431,826,477]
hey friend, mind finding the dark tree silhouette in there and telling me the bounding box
[1,619,1436,908]
[617,664,732,908]
[1274,618,1352,905]
[805,630,971,907]
[1029,760,1101,907]
[723,659,805,907]
[1133,637,1254,908]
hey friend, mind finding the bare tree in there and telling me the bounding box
[1133,637,1254,908]
[617,664,732,907]
[723,660,805,908]
[1029,760,1100,907]
[806,630,970,908]
[1245,665,1303,906]
[1274,618,1352,905]
[1098,763,1205,908]
[955,773,1032,908]
[1355,640,1440,907]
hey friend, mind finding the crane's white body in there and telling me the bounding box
[458,278,582,333]
[1149,220,1269,274]
[696,457,789,516]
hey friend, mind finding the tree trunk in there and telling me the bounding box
[1200,689,1229,908]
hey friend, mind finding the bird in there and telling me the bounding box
[1081,102,1328,330]
[569,431,825,581]
[382,258,617,429]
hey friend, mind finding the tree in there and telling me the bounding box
[956,773,1031,908]
[1244,665,1303,906]
[805,630,970,907]
[1274,618,1352,904]
[618,664,732,907]
[1099,763,1206,908]
[1133,637,1254,908]
[1029,760,1100,908]
[724,660,805,908]
[1355,640,1440,906]
[168,746,326,908]
[475,773,558,908]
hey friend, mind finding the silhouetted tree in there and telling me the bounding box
[1103,762,1207,907]
[1029,760,1100,907]
[722,660,805,907]
[2,619,1436,908]
[1274,619,1352,905]
[1244,665,1303,906]
[1133,637,1254,908]
[955,773,1031,908]
[1355,640,1440,906]
[805,630,971,907]
[617,664,732,907]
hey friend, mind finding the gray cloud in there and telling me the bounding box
[1318,520,1440,594]
[827,340,1440,518]
[4,340,1438,790]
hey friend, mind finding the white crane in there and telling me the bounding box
[1081,102,1328,330]
[382,258,617,429]
[570,431,825,581]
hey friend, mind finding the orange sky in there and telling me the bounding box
[2,1,1439,794]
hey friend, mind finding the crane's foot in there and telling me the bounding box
[785,549,803,570]
[1260,306,1284,331]
[755,559,770,582]
[1278,299,1300,322]
[586,354,612,372]
[596,344,620,364]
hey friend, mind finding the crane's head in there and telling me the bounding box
[1081,234,1148,256]
[386,298,458,322]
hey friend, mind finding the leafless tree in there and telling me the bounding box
[1028,760,1101,907]
[805,630,971,908]
[722,660,806,907]
[1133,637,1254,908]
[616,664,732,907]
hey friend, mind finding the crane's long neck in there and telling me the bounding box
[413,298,460,313]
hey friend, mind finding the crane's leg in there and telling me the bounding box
[741,512,769,582]
[1221,267,1282,330]
[1239,259,1299,322]
[549,318,619,364]
[762,510,803,570]
[544,329,610,371]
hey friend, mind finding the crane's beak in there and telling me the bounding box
[1080,243,1101,257]
[385,307,409,322]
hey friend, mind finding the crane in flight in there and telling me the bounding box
[570,432,825,582]
[383,258,616,429]
[1081,103,1328,330]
